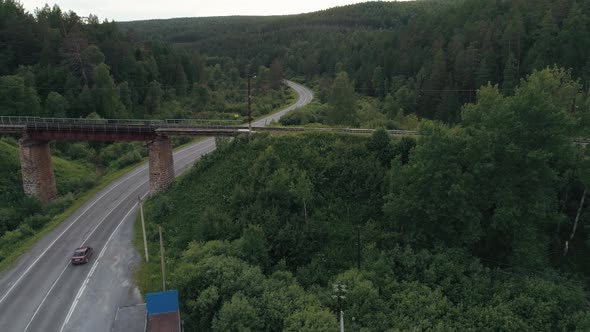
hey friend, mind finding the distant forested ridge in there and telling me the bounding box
[121,0,590,123]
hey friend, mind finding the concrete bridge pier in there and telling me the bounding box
[19,138,57,203]
[148,136,175,194]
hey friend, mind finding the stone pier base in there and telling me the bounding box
[148,136,175,194]
[19,138,57,203]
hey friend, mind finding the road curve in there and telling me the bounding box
[0,80,313,332]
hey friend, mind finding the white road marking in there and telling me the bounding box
[79,181,150,246]
[60,193,148,332]
[58,142,217,331]
[23,262,70,332]
[58,84,307,330]
[20,178,150,332]
[11,81,310,330]
[0,162,150,305]
[3,141,215,328]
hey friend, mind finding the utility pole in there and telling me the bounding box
[247,75,252,131]
[138,196,149,262]
[356,225,361,270]
[333,283,346,332]
[159,226,166,291]
[247,74,256,131]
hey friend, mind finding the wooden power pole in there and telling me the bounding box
[159,226,166,291]
[138,196,149,262]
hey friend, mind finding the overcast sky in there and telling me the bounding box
[20,0,404,22]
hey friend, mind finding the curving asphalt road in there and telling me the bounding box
[0,80,313,332]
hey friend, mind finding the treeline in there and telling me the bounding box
[122,0,590,123]
[139,69,590,330]
[0,0,292,267]
[0,0,289,121]
[0,0,292,180]
[0,0,291,170]
[280,71,422,130]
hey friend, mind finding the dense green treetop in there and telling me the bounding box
[0,0,289,121]
[137,70,589,330]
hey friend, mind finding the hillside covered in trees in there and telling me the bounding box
[2,0,590,329]
[121,0,590,127]
[1,0,290,121]
[102,0,590,329]
[138,69,590,331]
[0,0,292,267]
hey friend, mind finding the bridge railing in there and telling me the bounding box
[0,116,160,126]
[0,116,42,125]
[163,119,242,129]
[0,116,244,131]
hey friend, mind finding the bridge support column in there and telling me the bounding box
[19,138,57,203]
[148,136,175,194]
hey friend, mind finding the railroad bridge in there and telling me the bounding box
[0,116,255,202]
[0,116,419,203]
[3,116,587,203]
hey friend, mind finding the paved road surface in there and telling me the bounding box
[0,80,312,332]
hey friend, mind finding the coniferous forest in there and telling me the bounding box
[122,0,590,131]
[0,0,291,266]
[127,1,590,330]
[2,0,590,330]
[139,69,590,331]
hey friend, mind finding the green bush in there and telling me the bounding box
[24,214,52,230]
[115,150,143,168]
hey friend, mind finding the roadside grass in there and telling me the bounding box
[283,87,298,110]
[250,84,298,124]
[0,162,143,272]
[133,214,163,294]
[284,88,298,109]
[0,138,202,273]
[279,86,299,113]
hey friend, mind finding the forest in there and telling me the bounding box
[125,0,590,330]
[122,0,590,129]
[138,69,590,332]
[0,0,291,268]
[1,0,590,329]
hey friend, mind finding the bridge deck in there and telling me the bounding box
[0,124,26,134]
[0,116,420,141]
[0,116,587,143]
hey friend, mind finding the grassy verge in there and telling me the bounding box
[133,215,163,293]
[0,162,144,272]
[251,83,299,123]
[284,86,298,107]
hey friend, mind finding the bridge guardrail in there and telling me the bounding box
[0,116,41,125]
[0,116,583,143]
[0,117,419,134]
[0,116,243,132]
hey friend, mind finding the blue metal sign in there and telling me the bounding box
[146,290,179,315]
